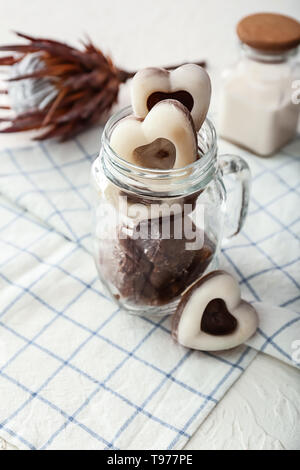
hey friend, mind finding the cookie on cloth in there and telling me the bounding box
[172,270,258,351]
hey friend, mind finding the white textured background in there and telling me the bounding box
[0,0,300,450]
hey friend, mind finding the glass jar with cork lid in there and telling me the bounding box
[219,12,300,156]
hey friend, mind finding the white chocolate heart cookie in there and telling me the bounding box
[110,100,198,169]
[131,64,211,131]
[172,270,258,351]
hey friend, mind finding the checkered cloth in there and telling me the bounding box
[0,128,299,450]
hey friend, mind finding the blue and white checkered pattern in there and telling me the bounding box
[0,127,299,450]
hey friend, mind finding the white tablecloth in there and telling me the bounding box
[0,0,299,450]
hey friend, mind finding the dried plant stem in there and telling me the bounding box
[0,32,206,141]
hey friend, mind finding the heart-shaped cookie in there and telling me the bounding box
[131,64,211,131]
[110,99,198,169]
[172,270,258,351]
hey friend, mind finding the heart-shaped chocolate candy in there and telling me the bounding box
[201,298,238,335]
[172,270,258,351]
[110,99,198,169]
[131,64,211,131]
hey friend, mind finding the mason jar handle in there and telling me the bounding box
[219,154,251,240]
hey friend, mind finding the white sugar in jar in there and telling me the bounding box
[218,13,300,157]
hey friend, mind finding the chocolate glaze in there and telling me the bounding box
[201,298,238,335]
[133,138,176,169]
[147,91,194,113]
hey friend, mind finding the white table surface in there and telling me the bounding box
[0,0,299,450]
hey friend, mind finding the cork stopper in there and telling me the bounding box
[237,13,300,52]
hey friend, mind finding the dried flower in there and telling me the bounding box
[0,32,205,141]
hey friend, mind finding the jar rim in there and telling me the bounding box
[95,106,218,198]
[102,105,217,172]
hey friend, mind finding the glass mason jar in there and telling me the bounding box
[91,106,251,316]
[219,43,300,156]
